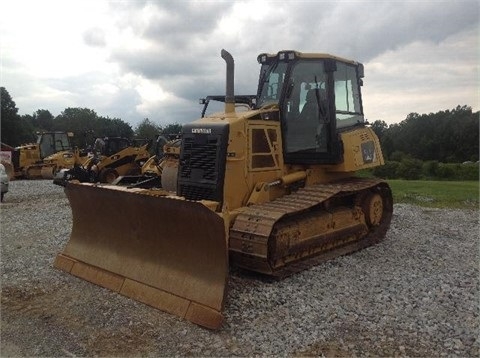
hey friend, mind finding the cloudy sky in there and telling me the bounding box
[1,0,478,128]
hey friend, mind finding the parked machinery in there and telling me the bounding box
[9,132,74,179]
[54,50,393,329]
[41,147,92,179]
[112,135,181,189]
[54,137,150,185]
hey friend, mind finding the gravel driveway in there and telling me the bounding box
[1,180,478,357]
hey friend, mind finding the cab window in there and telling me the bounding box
[257,62,287,107]
[282,60,328,153]
[334,62,364,128]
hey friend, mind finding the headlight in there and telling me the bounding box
[257,53,268,64]
[278,51,296,61]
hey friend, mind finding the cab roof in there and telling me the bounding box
[257,50,361,67]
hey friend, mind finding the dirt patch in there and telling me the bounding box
[84,326,153,357]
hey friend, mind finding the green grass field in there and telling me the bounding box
[387,180,479,209]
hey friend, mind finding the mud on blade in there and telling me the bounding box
[54,182,228,329]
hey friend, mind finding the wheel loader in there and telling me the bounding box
[54,137,150,185]
[54,50,393,330]
[112,135,181,189]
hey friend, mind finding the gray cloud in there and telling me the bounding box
[142,1,233,44]
[107,1,478,80]
[245,1,479,61]
[111,48,214,79]
[2,0,478,127]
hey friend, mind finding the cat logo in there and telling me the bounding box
[361,141,376,163]
[191,128,212,134]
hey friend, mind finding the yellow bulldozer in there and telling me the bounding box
[41,147,92,179]
[54,50,393,329]
[6,131,77,179]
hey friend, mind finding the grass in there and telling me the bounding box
[387,180,479,209]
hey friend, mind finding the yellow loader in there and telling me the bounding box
[114,135,181,189]
[55,50,393,329]
[54,137,150,185]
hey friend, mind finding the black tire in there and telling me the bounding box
[99,168,119,183]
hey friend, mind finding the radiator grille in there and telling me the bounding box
[179,184,216,201]
[179,137,218,182]
[178,123,229,203]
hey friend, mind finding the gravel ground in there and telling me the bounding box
[1,180,478,357]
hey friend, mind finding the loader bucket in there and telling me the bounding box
[54,183,228,329]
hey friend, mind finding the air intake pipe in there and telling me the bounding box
[221,49,235,114]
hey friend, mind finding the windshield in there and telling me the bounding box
[38,133,71,158]
[54,133,71,151]
[282,60,328,153]
[257,61,288,108]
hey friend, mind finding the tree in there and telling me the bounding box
[163,123,183,137]
[99,117,134,139]
[53,108,100,148]
[1,87,34,146]
[53,108,133,148]
[380,106,479,162]
[370,120,388,140]
[134,118,162,140]
[33,109,55,131]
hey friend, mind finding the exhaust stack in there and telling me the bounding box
[221,49,235,114]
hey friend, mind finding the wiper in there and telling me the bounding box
[258,68,268,90]
[313,76,328,121]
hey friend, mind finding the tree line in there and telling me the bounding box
[1,87,181,149]
[368,105,479,180]
[370,105,479,163]
[2,86,478,165]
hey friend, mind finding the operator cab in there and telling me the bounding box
[38,132,72,159]
[256,51,365,164]
[102,137,131,157]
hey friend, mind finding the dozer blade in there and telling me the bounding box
[41,165,55,179]
[54,183,228,329]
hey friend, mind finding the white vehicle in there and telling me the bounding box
[0,163,9,202]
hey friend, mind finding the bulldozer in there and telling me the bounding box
[8,131,75,179]
[54,50,393,330]
[41,147,92,179]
